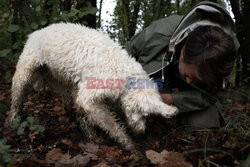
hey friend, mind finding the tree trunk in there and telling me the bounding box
[76,0,97,28]
[60,0,72,12]
[164,0,171,16]
[44,0,54,26]
[190,0,196,7]
[230,0,249,75]
[128,0,142,40]
[10,0,19,45]
[176,0,180,14]
[121,0,130,40]
[98,0,103,28]
[242,0,250,75]
[157,0,164,18]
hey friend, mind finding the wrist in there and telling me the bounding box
[160,93,173,105]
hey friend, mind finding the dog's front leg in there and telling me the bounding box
[75,95,135,151]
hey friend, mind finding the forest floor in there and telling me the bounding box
[0,61,249,167]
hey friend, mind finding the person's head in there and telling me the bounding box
[178,25,236,92]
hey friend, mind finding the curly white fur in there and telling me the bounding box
[5,23,178,150]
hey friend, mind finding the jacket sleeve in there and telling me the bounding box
[171,91,215,113]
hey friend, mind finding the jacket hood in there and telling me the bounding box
[169,1,239,53]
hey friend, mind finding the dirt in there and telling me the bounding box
[0,67,249,167]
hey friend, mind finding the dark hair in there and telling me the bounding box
[183,25,236,92]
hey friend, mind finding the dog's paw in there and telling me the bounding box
[160,105,178,118]
[128,113,146,134]
[124,142,136,151]
[4,118,13,128]
[131,120,146,134]
[4,112,17,128]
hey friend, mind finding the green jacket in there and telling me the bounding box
[126,1,239,113]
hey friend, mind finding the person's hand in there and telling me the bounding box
[160,93,173,105]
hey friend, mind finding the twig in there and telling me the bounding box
[207,160,220,167]
[239,144,250,152]
[247,88,250,113]
[181,148,235,160]
[7,144,57,153]
[163,125,193,139]
[177,138,192,144]
[204,132,210,166]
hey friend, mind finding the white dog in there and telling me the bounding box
[5,23,178,150]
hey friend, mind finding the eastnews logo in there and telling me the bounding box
[86,77,163,89]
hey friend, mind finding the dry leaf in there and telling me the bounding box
[55,154,97,167]
[93,161,110,167]
[24,101,34,106]
[55,154,72,167]
[145,150,165,165]
[61,139,74,147]
[93,161,121,167]
[79,142,99,154]
[73,154,92,166]
[100,146,122,157]
[97,146,122,164]
[52,106,62,111]
[84,152,98,161]
[28,131,39,143]
[155,141,160,148]
[45,148,64,164]
[146,150,193,167]
[0,94,6,101]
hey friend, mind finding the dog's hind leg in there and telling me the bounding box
[77,111,103,143]
[5,51,40,127]
[75,93,135,150]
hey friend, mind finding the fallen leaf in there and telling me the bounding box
[34,110,40,114]
[84,152,98,161]
[146,150,193,167]
[93,161,111,167]
[231,102,248,111]
[0,94,6,101]
[52,106,62,111]
[96,146,123,164]
[44,146,98,166]
[24,101,34,106]
[61,139,74,147]
[155,141,160,148]
[28,94,39,100]
[73,154,93,166]
[145,150,165,165]
[28,131,39,143]
[79,142,99,154]
[58,116,69,124]
[36,104,45,108]
[93,161,121,167]
[55,153,72,167]
[99,146,122,157]
[45,148,64,164]
[55,154,97,167]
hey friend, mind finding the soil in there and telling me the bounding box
[0,64,249,167]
